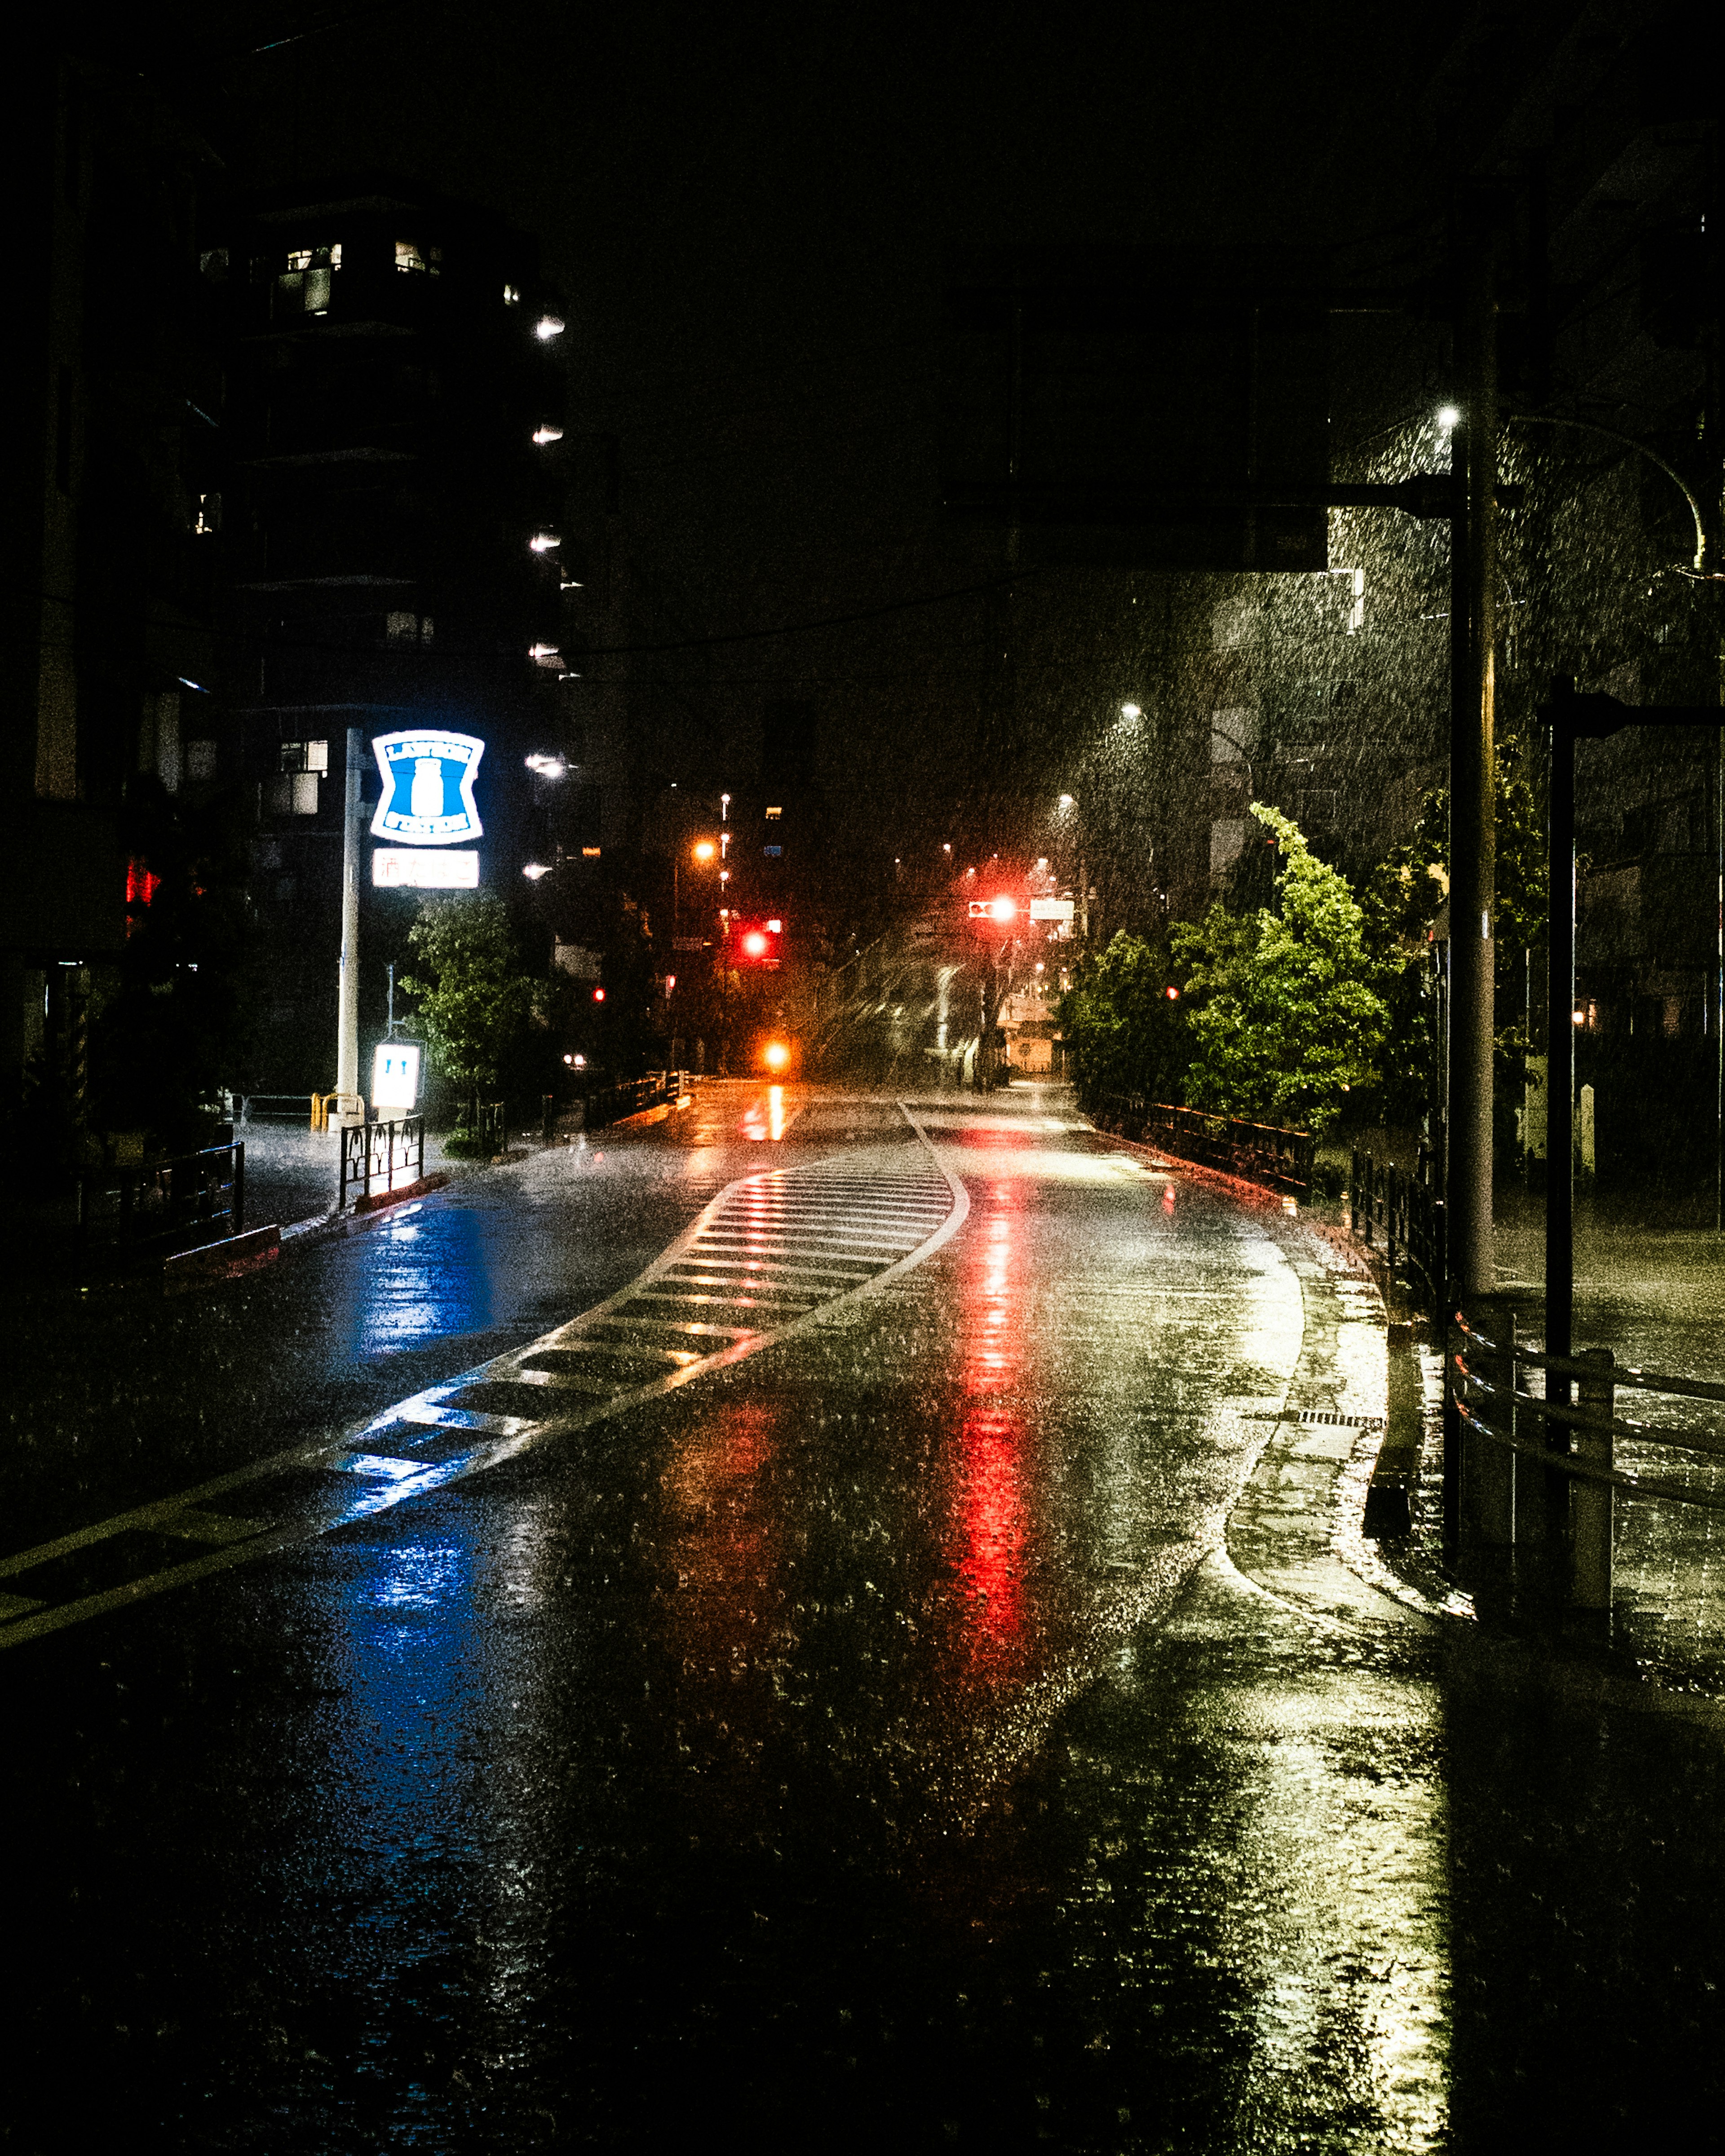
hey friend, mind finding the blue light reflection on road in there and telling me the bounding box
[332,1204,505,1362]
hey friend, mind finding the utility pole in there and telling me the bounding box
[336,724,363,1123]
[1447,241,1499,1302]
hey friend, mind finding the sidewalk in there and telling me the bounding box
[1375,1181,1725,1693]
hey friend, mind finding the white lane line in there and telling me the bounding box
[0,1126,968,1649]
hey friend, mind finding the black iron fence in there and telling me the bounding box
[339,1114,426,1210]
[1349,1149,1446,1309]
[77,1142,245,1267]
[1449,1305,1725,1617]
[1094,1095,1313,1197]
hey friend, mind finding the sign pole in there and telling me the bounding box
[336,724,363,1123]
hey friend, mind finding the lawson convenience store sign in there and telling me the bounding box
[371,729,483,887]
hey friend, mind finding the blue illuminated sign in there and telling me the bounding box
[371,730,485,847]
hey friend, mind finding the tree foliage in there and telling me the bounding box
[1171,806,1389,1135]
[1359,764,1547,1127]
[399,892,537,1109]
[1054,933,1189,1112]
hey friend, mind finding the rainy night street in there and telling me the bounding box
[6,1078,1725,2151]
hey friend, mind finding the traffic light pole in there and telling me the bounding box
[1447,247,1499,1308]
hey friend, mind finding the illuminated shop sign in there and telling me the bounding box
[372,848,480,888]
[371,730,484,846]
[372,1041,422,1111]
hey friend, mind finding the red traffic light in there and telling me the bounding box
[1165,985,1180,1000]
[966,891,1023,931]
[593,986,606,1002]
[732,918,782,968]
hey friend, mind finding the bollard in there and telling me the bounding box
[1571,1346,1615,1612]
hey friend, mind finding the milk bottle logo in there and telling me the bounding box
[371,730,485,845]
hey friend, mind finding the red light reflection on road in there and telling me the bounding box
[660,1396,783,1796]
[950,1178,1030,1673]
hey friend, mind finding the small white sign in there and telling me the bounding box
[371,729,484,846]
[372,1041,422,1112]
[1029,897,1074,922]
[373,848,480,888]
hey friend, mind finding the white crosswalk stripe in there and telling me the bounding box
[0,1111,967,1647]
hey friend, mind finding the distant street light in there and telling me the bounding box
[1120,702,1141,720]
[693,840,716,862]
[1437,404,1461,432]
[1057,793,1076,808]
[522,862,551,880]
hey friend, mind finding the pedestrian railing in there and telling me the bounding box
[77,1141,245,1268]
[582,1070,684,1132]
[339,1114,426,1210]
[1350,1149,1446,1309]
[1094,1095,1313,1197]
[1449,1306,1725,1614]
[230,1092,316,1125]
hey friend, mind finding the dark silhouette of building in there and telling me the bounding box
[3,54,224,1151]
[212,174,570,1087]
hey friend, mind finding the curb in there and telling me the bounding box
[349,1171,450,1215]
[163,1223,281,1294]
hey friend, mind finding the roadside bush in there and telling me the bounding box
[1172,805,1389,1136]
[1055,933,1190,1115]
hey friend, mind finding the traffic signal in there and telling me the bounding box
[966,894,1019,925]
[732,918,783,968]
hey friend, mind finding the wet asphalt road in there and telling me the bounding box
[9,1082,1725,2150]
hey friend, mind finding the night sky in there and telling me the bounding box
[128,1,1445,849]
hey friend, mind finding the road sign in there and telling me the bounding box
[941,245,1329,570]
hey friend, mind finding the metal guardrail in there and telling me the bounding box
[1350,1149,1446,1308]
[1095,1095,1313,1197]
[1450,1306,1725,1613]
[230,1092,316,1125]
[76,1142,245,1266]
[339,1114,426,1211]
[581,1070,684,1132]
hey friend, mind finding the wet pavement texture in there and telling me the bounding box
[8,1082,1725,2148]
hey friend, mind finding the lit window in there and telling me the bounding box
[193,491,221,536]
[396,240,442,275]
[276,243,341,316]
[765,805,782,819]
[385,611,433,644]
[503,282,521,305]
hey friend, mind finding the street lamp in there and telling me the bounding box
[1120,702,1141,721]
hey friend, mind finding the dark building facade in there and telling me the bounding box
[3,54,224,1156]
[208,175,571,1090]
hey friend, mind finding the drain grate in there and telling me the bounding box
[1243,1408,1387,1431]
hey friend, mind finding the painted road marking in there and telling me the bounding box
[0,1109,968,1650]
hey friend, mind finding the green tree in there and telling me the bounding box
[1172,805,1389,1135]
[1054,932,1189,1113]
[1359,765,1547,1131]
[400,892,537,1134]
